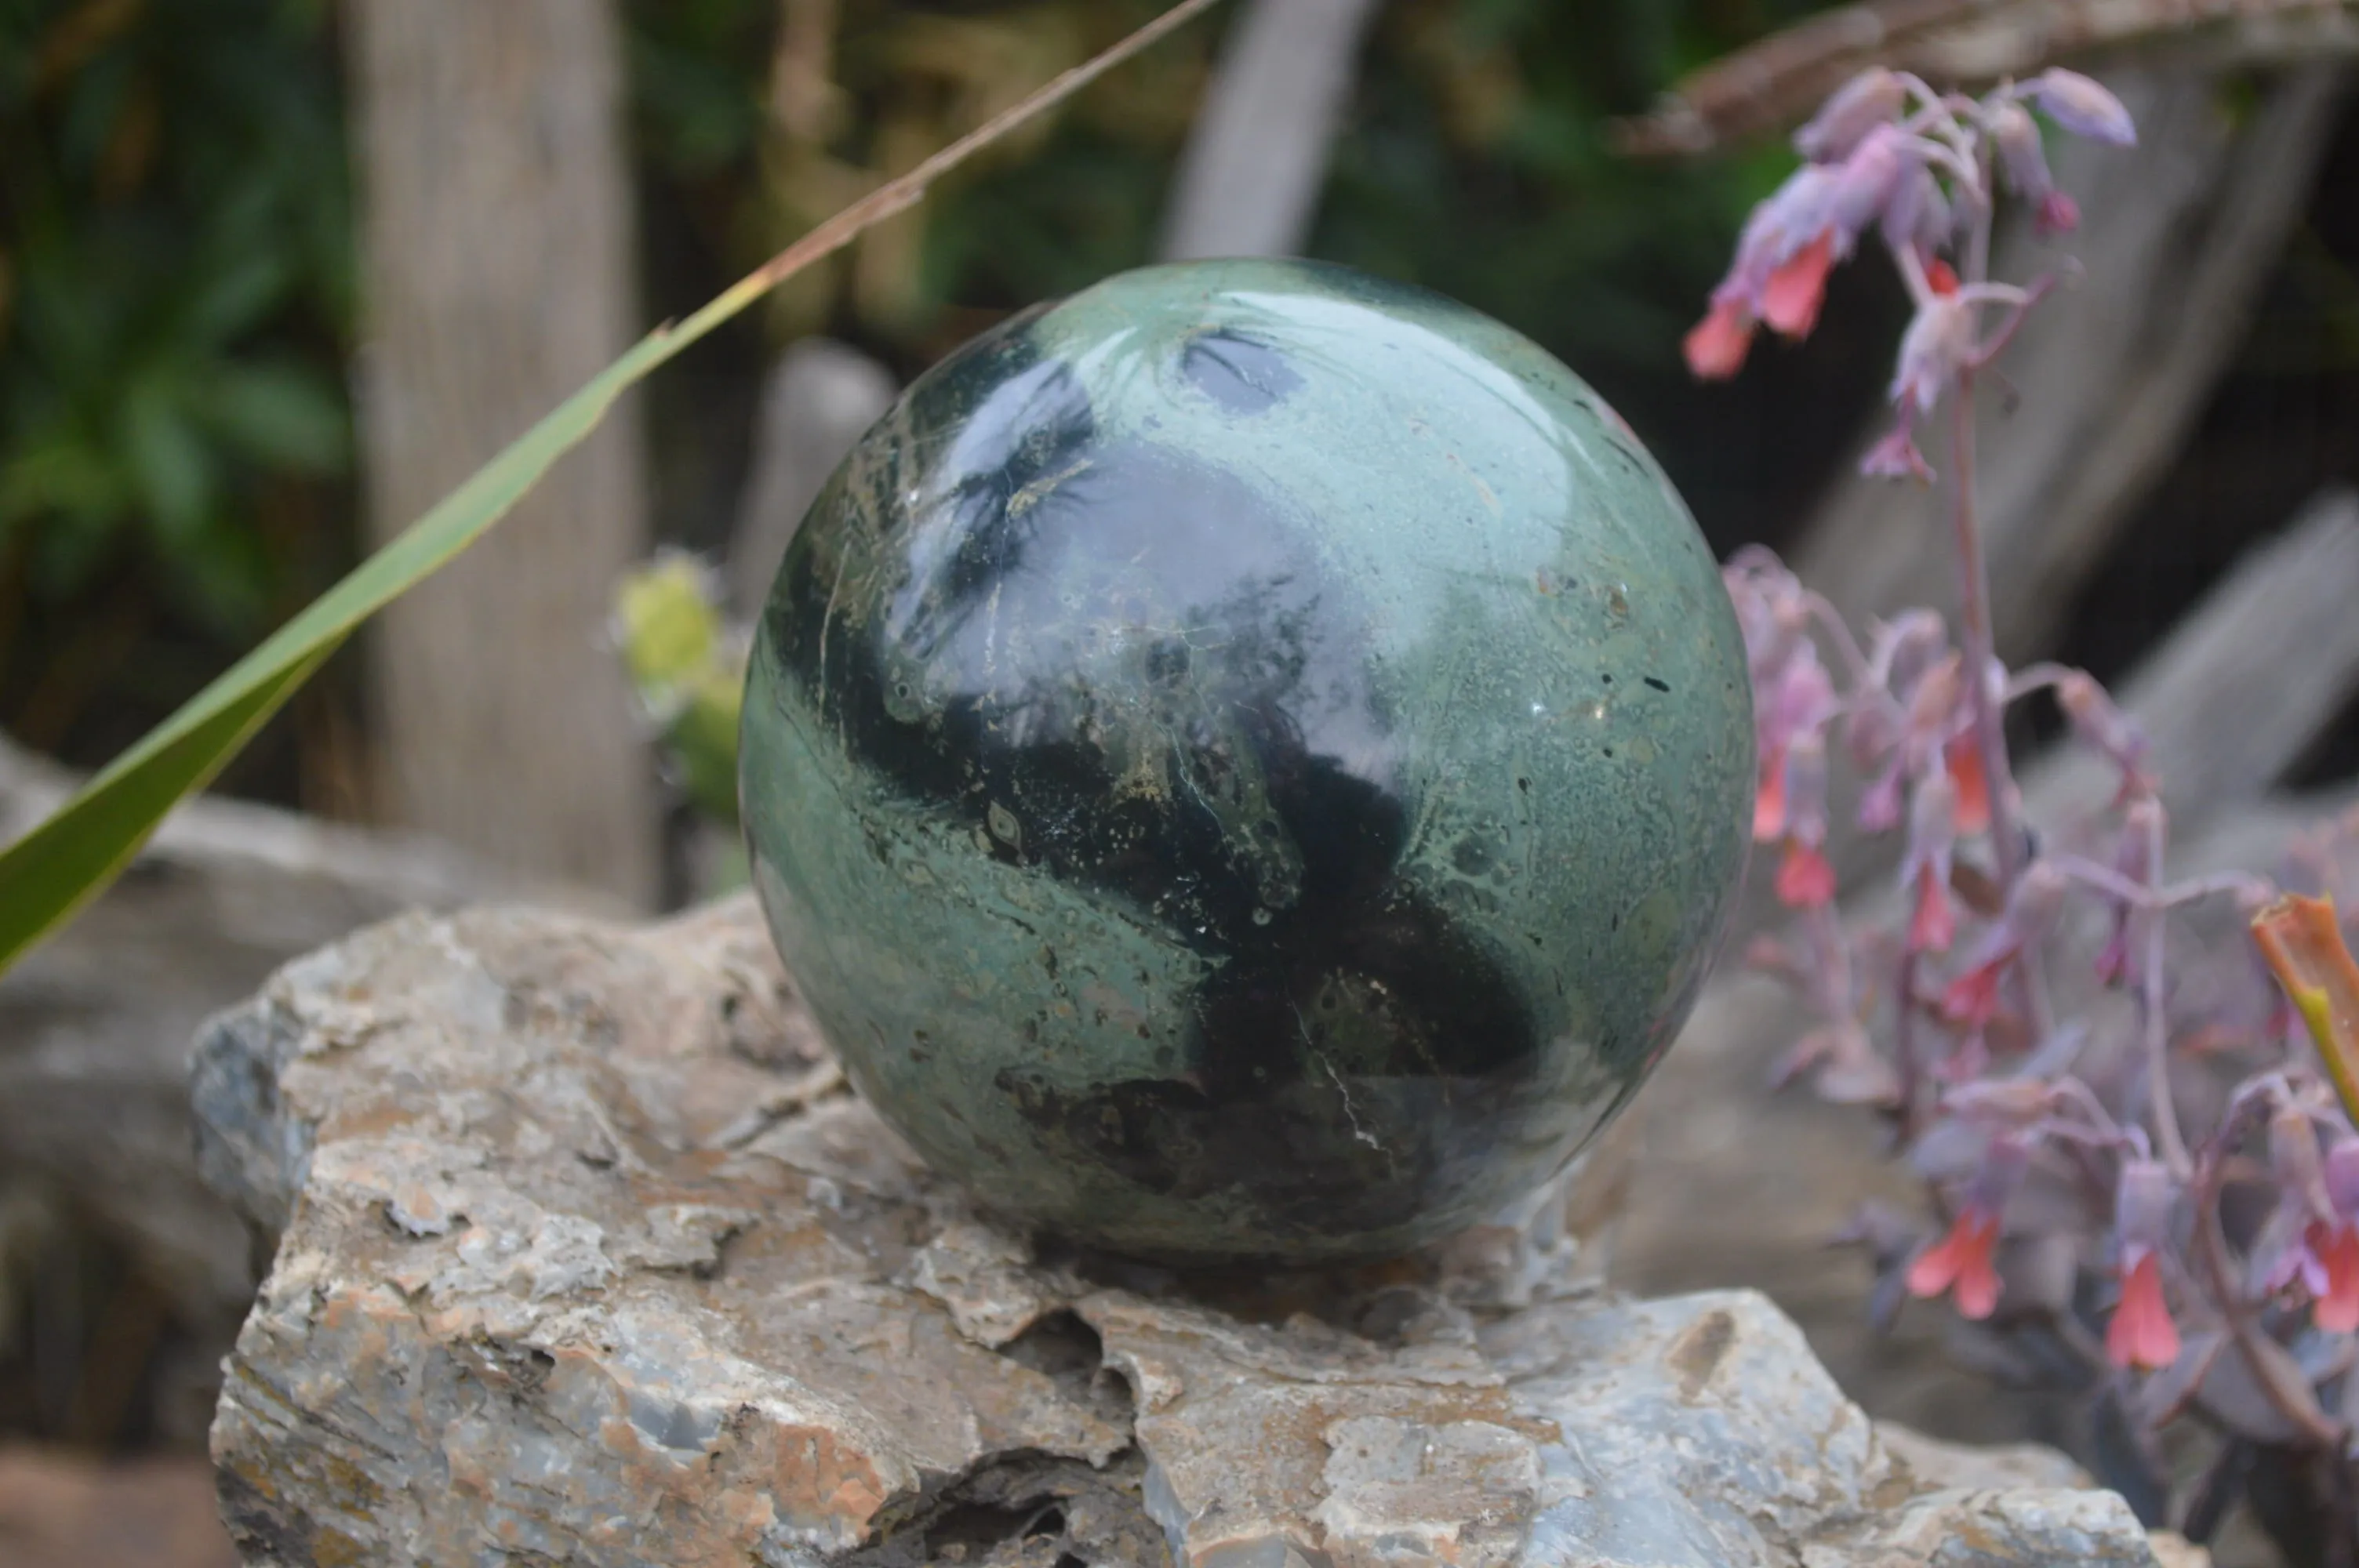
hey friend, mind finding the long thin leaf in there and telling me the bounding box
[0,0,1222,975]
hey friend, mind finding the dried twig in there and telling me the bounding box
[1615,0,2357,157]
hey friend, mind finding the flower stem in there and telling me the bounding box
[2140,806,2192,1178]
[2191,1126,2345,1452]
[1946,386,2055,1046]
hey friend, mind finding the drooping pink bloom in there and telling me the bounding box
[1687,122,1933,379]
[2309,1218,2359,1334]
[1761,232,1836,336]
[1986,99,2080,236]
[2252,1112,2359,1331]
[2106,1159,2180,1370]
[1946,735,1991,836]
[1907,1136,2028,1319]
[1754,751,1789,842]
[1941,860,2070,1026]
[1909,1210,2001,1318]
[1750,642,1837,847]
[1778,838,1837,909]
[2314,1141,2359,1333]
[1903,770,1961,953]
[2110,1254,2178,1370]
[1768,732,1836,909]
[1685,299,1756,381]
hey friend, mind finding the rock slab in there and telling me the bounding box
[191,896,2161,1567]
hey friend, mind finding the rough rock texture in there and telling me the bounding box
[193,896,2161,1567]
[0,737,612,1445]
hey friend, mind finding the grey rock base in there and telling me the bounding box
[191,897,2161,1567]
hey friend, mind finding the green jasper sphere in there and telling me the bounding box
[740,259,1751,1264]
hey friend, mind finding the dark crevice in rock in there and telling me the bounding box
[846,1451,1163,1568]
[999,1310,1134,1432]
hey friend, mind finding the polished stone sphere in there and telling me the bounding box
[740,259,1751,1264]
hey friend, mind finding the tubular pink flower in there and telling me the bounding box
[1941,860,2069,1025]
[1686,120,1939,379]
[1903,769,1960,954]
[2107,1157,2180,1368]
[2108,1252,2179,1369]
[1908,1136,2029,1319]
[1685,296,1756,380]
[1761,234,1837,337]
[1909,1209,2001,1318]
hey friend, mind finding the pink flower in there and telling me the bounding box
[1750,645,1837,845]
[1761,233,1836,337]
[1687,122,1932,379]
[1941,860,2069,1025]
[1986,100,2077,236]
[2307,1218,2359,1333]
[1761,728,1837,909]
[1907,1136,2028,1319]
[1754,748,1789,841]
[2254,1114,2359,1331]
[1908,1209,2002,1318]
[1946,735,1991,836]
[2026,69,2138,147]
[2316,1141,2359,1332]
[1777,838,1837,908]
[2110,1253,2179,1370]
[2106,1159,2180,1370]
[1903,769,1960,953]
[1685,298,1756,381]
[1794,67,1908,162]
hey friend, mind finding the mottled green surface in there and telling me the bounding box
[740,259,1750,1263]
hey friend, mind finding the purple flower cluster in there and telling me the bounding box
[1693,64,2359,1519]
[1688,67,2132,482]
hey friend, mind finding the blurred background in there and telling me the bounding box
[1,0,2356,1563]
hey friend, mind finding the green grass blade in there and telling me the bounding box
[0,0,1220,976]
[0,644,336,966]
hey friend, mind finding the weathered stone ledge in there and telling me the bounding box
[191,897,2162,1567]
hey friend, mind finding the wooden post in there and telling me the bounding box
[346,0,660,906]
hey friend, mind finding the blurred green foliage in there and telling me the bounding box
[0,0,352,639]
[0,0,1869,800]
